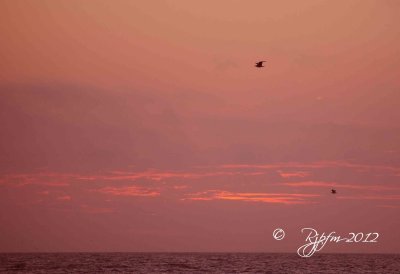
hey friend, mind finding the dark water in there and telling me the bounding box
[0,253,398,273]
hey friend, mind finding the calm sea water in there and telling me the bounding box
[0,253,398,273]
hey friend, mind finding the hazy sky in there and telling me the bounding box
[1,0,400,253]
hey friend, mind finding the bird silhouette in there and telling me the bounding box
[255,61,266,68]
[331,189,337,194]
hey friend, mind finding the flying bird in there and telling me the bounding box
[255,61,266,68]
[331,189,337,194]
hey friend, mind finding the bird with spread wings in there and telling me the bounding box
[255,61,266,68]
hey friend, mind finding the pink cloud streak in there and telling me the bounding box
[96,186,160,197]
[184,190,319,205]
[284,181,400,191]
[220,161,400,174]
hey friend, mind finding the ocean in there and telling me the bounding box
[0,253,398,273]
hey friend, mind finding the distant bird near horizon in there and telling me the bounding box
[331,189,337,194]
[255,61,266,68]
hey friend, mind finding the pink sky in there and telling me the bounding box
[1,0,400,253]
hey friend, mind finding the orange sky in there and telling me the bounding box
[1,0,400,252]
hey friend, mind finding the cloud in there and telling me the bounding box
[0,169,246,188]
[78,170,242,182]
[172,185,188,190]
[57,195,71,201]
[96,186,160,197]
[80,205,114,214]
[220,161,400,173]
[278,171,309,178]
[337,195,400,201]
[184,190,319,205]
[0,173,71,187]
[0,84,193,172]
[2,161,399,206]
[219,161,400,188]
[377,204,400,209]
[283,181,400,191]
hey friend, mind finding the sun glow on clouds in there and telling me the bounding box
[284,181,400,191]
[96,186,160,197]
[78,170,245,182]
[184,190,319,205]
[1,160,399,207]
[278,171,309,178]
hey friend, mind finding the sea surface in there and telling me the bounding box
[0,253,398,273]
